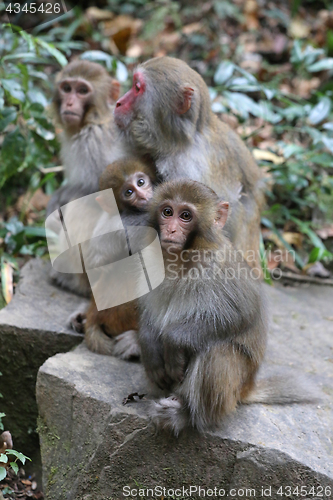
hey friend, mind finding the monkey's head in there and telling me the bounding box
[53,60,120,134]
[97,158,156,213]
[113,57,212,156]
[150,180,229,252]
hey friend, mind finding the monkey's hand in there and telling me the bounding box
[164,345,188,386]
[113,330,141,360]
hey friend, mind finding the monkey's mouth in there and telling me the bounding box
[62,111,80,117]
[161,240,183,247]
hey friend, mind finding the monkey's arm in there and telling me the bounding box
[139,324,173,390]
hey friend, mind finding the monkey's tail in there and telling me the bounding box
[242,376,319,405]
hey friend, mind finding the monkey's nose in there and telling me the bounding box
[116,102,122,107]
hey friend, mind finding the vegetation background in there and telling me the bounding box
[0,0,333,497]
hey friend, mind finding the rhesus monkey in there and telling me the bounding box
[138,180,313,435]
[47,60,126,296]
[114,56,264,270]
[76,158,157,358]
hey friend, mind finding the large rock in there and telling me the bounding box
[37,283,333,500]
[0,259,87,465]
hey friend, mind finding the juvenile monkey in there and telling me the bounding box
[114,56,264,270]
[48,60,126,295]
[139,180,312,435]
[80,158,157,358]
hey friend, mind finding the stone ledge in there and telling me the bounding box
[36,283,333,500]
[0,259,88,463]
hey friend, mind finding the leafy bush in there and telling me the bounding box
[212,41,333,266]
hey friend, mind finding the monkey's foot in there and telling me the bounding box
[113,330,141,360]
[67,304,88,334]
[151,396,188,436]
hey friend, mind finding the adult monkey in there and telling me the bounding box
[47,60,126,295]
[114,57,263,269]
[47,59,124,216]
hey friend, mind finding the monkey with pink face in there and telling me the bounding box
[138,180,316,435]
[114,56,264,272]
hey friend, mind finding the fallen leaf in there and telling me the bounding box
[16,188,50,214]
[289,17,311,38]
[86,7,114,21]
[182,22,203,35]
[282,232,304,248]
[122,392,145,405]
[1,261,13,304]
[304,261,331,278]
[243,0,260,31]
[252,149,284,164]
[316,225,333,239]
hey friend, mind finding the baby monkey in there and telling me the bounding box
[82,158,157,358]
[139,180,314,435]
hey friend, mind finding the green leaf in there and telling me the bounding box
[0,466,6,481]
[260,233,272,285]
[289,216,327,251]
[27,89,48,107]
[214,61,235,85]
[261,217,304,269]
[24,227,46,237]
[6,449,30,464]
[1,79,25,102]
[0,108,17,132]
[2,52,39,62]
[307,58,333,72]
[308,97,331,125]
[80,51,114,70]
[10,462,19,474]
[35,39,67,67]
[0,454,8,463]
[115,61,128,82]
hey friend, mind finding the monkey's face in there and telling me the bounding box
[121,172,153,210]
[114,72,146,130]
[58,77,93,130]
[157,201,197,251]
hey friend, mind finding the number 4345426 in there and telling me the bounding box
[6,3,61,14]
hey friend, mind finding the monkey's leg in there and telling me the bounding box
[152,343,256,435]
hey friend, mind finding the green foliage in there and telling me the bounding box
[212,42,333,264]
[0,448,31,481]
[0,24,64,191]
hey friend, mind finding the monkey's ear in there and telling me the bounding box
[177,86,194,114]
[215,201,229,229]
[110,79,120,103]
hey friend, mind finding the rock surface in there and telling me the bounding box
[0,259,87,464]
[37,282,333,500]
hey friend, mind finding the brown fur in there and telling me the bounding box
[83,158,155,357]
[115,56,264,271]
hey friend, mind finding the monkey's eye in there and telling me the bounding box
[78,86,89,95]
[124,189,134,197]
[162,207,173,217]
[180,211,192,221]
[135,81,141,92]
[137,178,145,187]
[62,83,71,93]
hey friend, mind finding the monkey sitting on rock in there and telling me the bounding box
[69,158,157,359]
[137,179,315,435]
